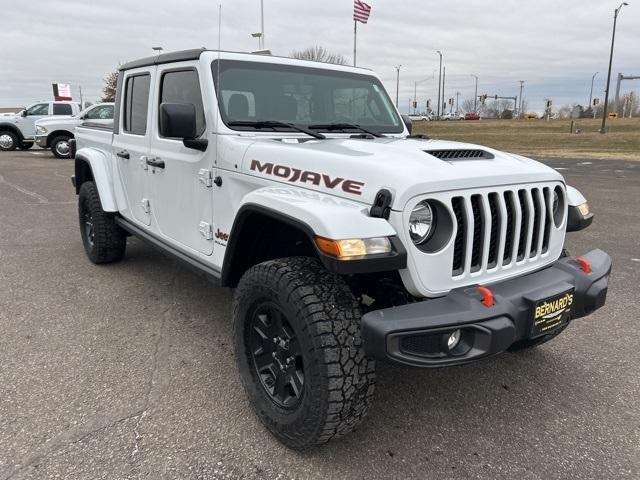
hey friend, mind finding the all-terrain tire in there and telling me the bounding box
[233,257,376,449]
[78,181,126,264]
[51,135,72,159]
[0,131,18,151]
[508,323,570,351]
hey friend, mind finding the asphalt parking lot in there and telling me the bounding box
[0,150,638,480]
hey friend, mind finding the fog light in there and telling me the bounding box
[446,329,461,350]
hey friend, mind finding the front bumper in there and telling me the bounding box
[35,135,48,148]
[362,249,611,367]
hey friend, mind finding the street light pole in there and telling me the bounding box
[395,65,402,108]
[601,2,629,134]
[260,0,265,49]
[436,51,443,119]
[589,72,599,109]
[518,80,525,119]
[471,74,478,113]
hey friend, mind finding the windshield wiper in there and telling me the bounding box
[307,122,384,138]
[227,120,326,139]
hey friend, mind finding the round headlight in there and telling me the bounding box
[409,201,436,245]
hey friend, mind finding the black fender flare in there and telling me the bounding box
[220,204,406,287]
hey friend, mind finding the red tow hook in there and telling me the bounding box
[576,257,592,274]
[477,286,495,308]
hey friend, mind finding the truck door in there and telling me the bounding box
[18,103,50,138]
[147,64,214,255]
[113,68,155,226]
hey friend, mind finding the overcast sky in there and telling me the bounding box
[1,0,638,113]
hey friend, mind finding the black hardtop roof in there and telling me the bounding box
[119,48,206,71]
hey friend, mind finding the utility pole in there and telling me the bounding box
[436,51,443,119]
[471,75,478,113]
[589,72,599,109]
[79,86,83,109]
[601,2,629,134]
[395,65,402,108]
[518,81,525,119]
[260,0,265,49]
[442,66,446,116]
[455,91,460,113]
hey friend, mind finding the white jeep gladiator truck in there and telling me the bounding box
[0,101,81,151]
[71,49,611,449]
[35,102,114,158]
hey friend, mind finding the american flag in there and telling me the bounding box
[353,0,372,24]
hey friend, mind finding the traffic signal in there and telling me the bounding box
[426,99,431,108]
[479,94,487,104]
[593,98,600,106]
[494,95,498,100]
[412,100,417,108]
[545,99,553,108]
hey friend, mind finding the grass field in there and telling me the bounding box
[412,117,640,160]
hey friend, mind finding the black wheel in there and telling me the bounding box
[508,323,570,351]
[20,141,34,150]
[0,131,18,151]
[78,181,126,264]
[51,135,72,159]
[233,257,375,449]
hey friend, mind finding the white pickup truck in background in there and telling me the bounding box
[0,101,81,151]
[35,103,114,158]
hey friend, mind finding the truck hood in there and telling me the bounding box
[35,116,77,129]
[237,136,564,210]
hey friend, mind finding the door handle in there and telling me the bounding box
[116,150,130,159]
[146,157,165,169]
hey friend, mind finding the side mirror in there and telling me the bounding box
[401,114,412,135]
[159,102,207,151]
[21,110,27,117]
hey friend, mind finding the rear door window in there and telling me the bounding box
[123,74,151,135]
[53,103,73,115]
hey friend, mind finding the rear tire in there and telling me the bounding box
[233,257,375,449]
[78,181,126,264]
[0,131,18,151]
[51,135,72,159]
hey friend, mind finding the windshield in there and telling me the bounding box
[212,60,403,134]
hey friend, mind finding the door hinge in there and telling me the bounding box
[199,221,213,240]
[141,198,151,213]
[198,169,213,187]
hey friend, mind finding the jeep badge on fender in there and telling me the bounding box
[70,48,611,450]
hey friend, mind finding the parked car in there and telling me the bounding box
[71,48,610,449]
[35,103,114,159]
[408,114,432,122]
[441,111,463,121]
[0,101,81,151]
[464,112,481,120]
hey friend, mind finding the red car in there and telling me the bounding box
[464,113,481,120]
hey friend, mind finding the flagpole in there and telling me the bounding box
[353,20,357,67]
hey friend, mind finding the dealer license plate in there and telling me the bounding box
[530,289,574,338]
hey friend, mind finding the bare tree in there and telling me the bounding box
[101,71,118,102]
[461,99,475,113]
[290,45,348,65]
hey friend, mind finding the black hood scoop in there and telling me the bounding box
[425,149,494,160]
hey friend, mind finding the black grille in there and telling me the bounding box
[426,149,494,160]
[400,334,442,357]
[470,195,483,272]
[503,191,515,264]
[487,193,500,268]
[517,189,529,261]
[530,188,541,256]
[542,187,551,253]
[452,197,465,275]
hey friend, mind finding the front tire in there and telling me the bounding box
[233,257,375,449]
[78,181,126,264]
[0,131,18,151]
[51,135,72,159]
